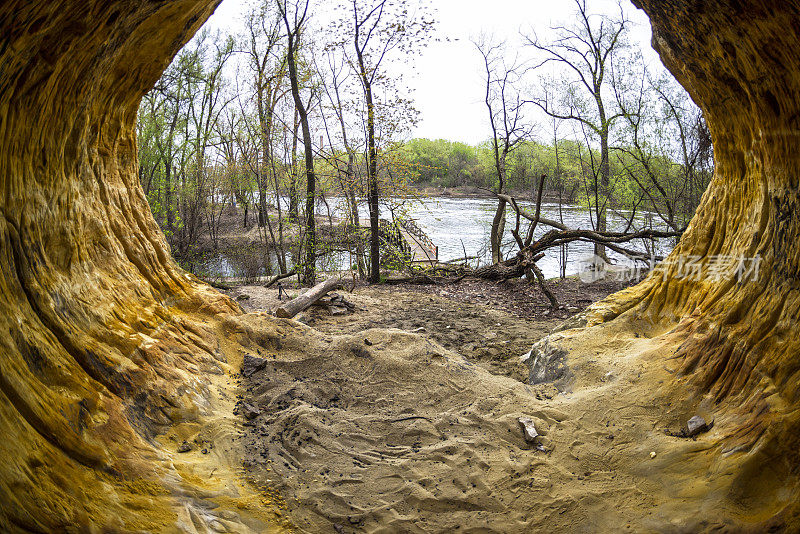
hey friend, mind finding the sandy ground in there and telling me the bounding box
[228,302,726,533]
[217,278,735,533]
[225,278,632,383]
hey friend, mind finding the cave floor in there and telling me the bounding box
[194,278,743,533]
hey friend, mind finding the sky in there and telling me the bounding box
[203,0,664,145]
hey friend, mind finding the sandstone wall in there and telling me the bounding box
[1,0,799,530]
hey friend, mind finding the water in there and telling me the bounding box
[400,197,674,277]
[198,196,676,280]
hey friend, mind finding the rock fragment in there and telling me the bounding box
[241,354,267,378]
[328,305,349,316]
[518,417,539,443]
[684,415,712,437]
[242,403,260,420]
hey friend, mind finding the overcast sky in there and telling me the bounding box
[203,0,663,145]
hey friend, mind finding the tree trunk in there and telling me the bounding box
[275,277,342,318]
[363,78,380,283]
[595,130,610,259]
[365,86,380,283]
[258,180,267,227]
[289,108,300,222]
[165,160,173,239]
[283,10,316,286]
[490,197,507,264]
[355,28,381,283]
[345,151,367,277]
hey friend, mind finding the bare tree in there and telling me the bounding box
[615,66,713,232]
[241,7,288,228]
[277,0,318,285]
[333,0,435,282]
[525,0,629,259]
[474,36,534,264]
[315,48,368,276]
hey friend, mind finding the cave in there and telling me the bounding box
[1,0,799,531]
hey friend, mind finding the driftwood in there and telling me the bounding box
[275,277,342,318]
[264,269,297,288]
[497,192,680,261]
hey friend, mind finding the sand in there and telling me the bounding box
[224,282,752,532]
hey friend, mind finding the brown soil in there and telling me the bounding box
[226,277,633,383]
[229,282,704,533]
[223,275,770,532]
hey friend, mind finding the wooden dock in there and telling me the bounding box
[362,218,439,266]
[400,228,438,265]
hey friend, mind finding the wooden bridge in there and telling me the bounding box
[368,218,439,266]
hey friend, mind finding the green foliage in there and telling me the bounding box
[391,136,709,221]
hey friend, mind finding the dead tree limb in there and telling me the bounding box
[498,192,680,261]
[275,277,342,318]
[264,269,297,288]
[471,226,680,285]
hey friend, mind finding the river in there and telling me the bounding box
[191,196,676,281]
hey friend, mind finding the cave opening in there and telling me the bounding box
[1,0,800,531]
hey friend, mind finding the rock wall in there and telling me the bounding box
[0,0,261,530]
[584,0,800,452]
[1,0,800,530]
[577,0,800,524]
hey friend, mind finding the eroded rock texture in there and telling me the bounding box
[0,1,264,531]
[582,0,800,524]
[623,0,800,417]
[1,0,800,531]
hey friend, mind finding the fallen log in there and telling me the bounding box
[264,268,297,288]
[275,277,342,318]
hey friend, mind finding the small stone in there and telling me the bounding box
[201,448,209,454]
[328,305,348,316]
[241,354,267,377]
[684,415,710,437]
[649,451,657,459]
[236,294,250,301]
[177,441,192,453]
[518,417,539,444]
[364,338,373,346]
[242,403,260,420]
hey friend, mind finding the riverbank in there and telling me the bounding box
[179,193,672,283]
